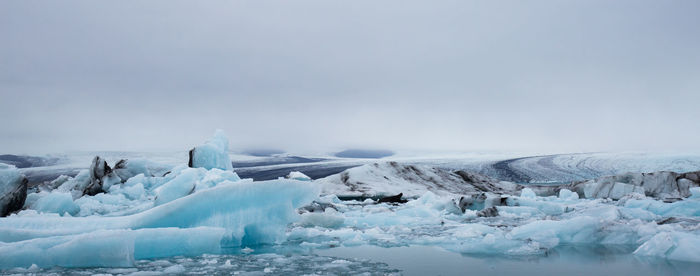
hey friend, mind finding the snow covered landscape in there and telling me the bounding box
[1,131,700,275]
[3,1,700,275]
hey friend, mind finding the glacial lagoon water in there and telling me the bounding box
[319,245,700,276]
[7,244,699,275]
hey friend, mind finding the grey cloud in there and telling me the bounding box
[1,0,699,154]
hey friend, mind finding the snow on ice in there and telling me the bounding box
[1,131,700,269]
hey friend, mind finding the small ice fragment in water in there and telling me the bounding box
[286,171,312,181]
[163,264,185,274]
[558,189,579,200]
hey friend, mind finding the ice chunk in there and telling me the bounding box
[124,172,169,190]
[112,183,147,200]
[30,192,79,216]
[299,208,345,228]
[84,156,119,196]
[57,169,91,194]
[286,171,312,181]
[634,232,700,262]
[0,227,226,269]
[163,264,186,274]
[153,167,244,205]
[571,171,700,200]
[0,164,27,217]
[558,189,579,200]
[505,196,565,215]
[1,179,320,244]
[73,193,134,217]
[573,205,620,221]
[112,159,153,182]
[188,129,233,171]
[496,206,543,218]
[690,187,700,199]
[618,207,659,221]
[153,168,200,206]
[196,168,241,191]
[46,175,71,190]
[520,188,536,198]
[624,196,700,217]
[454,193,503,212]
[609,182,645,200]
[509,216,600,246]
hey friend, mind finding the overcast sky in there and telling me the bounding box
[1,0,699,155]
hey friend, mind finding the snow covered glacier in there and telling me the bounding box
[1,131,700,272]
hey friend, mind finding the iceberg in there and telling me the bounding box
[634,232,700,262]
[567,171,700,200]
[558,188,579,200]
[288,176,700,262]
[623,193,700,217]
[28,191,79,216]
[0,164,27,217]
[3,179,319,239]
[0,179,319,268]
[286,171,312,181]
[3,132,700,271]
[0,131,323,269]
[520,188,537,198]
[153,168,199,206]
[188,129,233,171]
[0,227,226,268]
